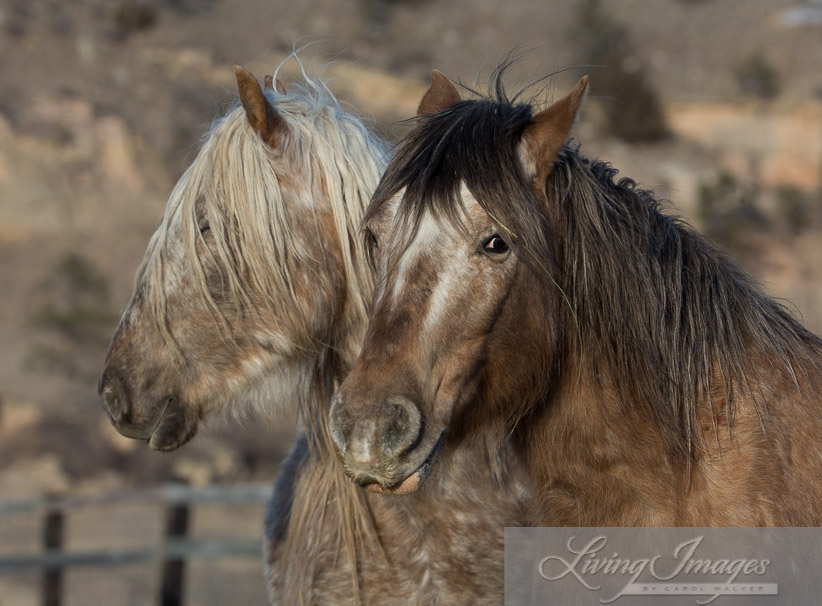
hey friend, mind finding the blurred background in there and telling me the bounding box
[0,0,820,604]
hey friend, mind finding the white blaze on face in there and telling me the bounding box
[389,236,423,302]
[392,184,492,338]
[376,182,502,349]
[421,222,467,337]
[384,190,450,306]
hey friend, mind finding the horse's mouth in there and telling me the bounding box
[365,431,445,495]
[147,397,198,451]
[108,397,198,451]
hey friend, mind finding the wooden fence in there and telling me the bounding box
[0,483,272,606]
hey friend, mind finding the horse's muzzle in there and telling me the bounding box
[329,392,447,493]
[329,394,421,458]
[98,370,194,450]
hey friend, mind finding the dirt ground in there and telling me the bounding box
[0,0,820,603]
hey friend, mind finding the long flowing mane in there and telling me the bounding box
[369,69,822,458]
[138,73,387,366]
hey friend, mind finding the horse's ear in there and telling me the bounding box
[520,76,589,182]
[234,65,286,147]
[417,70,461,116]
[264,75,287,95]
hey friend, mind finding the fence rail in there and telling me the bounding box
[0,482,273,606]
[0,482,273,515]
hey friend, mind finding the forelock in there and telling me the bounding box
[367,89,555,272]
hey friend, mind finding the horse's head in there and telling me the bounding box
[329,71,588,493]
[99,66,382,450]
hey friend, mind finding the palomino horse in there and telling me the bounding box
[99,65,524,605]
[330,67,822,527]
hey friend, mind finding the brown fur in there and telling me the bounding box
[235,65,286,148]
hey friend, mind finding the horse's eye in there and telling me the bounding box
[367,229,378,250]
[483,235,508,254]
[195,196,210,236]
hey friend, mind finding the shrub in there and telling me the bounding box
[735,51,780,100]
[113,1,157,38]
[697,170,768,253]
[569,0,669,142]
[775,185,811,234]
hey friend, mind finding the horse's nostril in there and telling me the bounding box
[381,396,422,458]
[383,403,411,448]
[102,384,127,422]
[329,392,422,465]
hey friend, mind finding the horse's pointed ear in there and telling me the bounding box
[263,75,287,95]
[234,65,286,147]
[520,76,589,181]
[417,70,461,116]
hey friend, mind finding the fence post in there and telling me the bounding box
[159,488,190,606]
[42,504,64,606]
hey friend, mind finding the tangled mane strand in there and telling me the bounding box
[369,65,822,458]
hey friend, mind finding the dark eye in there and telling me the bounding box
[366,229,378,250]
[195,196,210,236]
[483,235,508,254]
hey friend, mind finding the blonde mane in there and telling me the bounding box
[137,73,386,362]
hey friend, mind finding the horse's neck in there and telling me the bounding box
[523,376,685,526]
[523,356,822,526]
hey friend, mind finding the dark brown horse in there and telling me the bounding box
[330,66,822,528]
